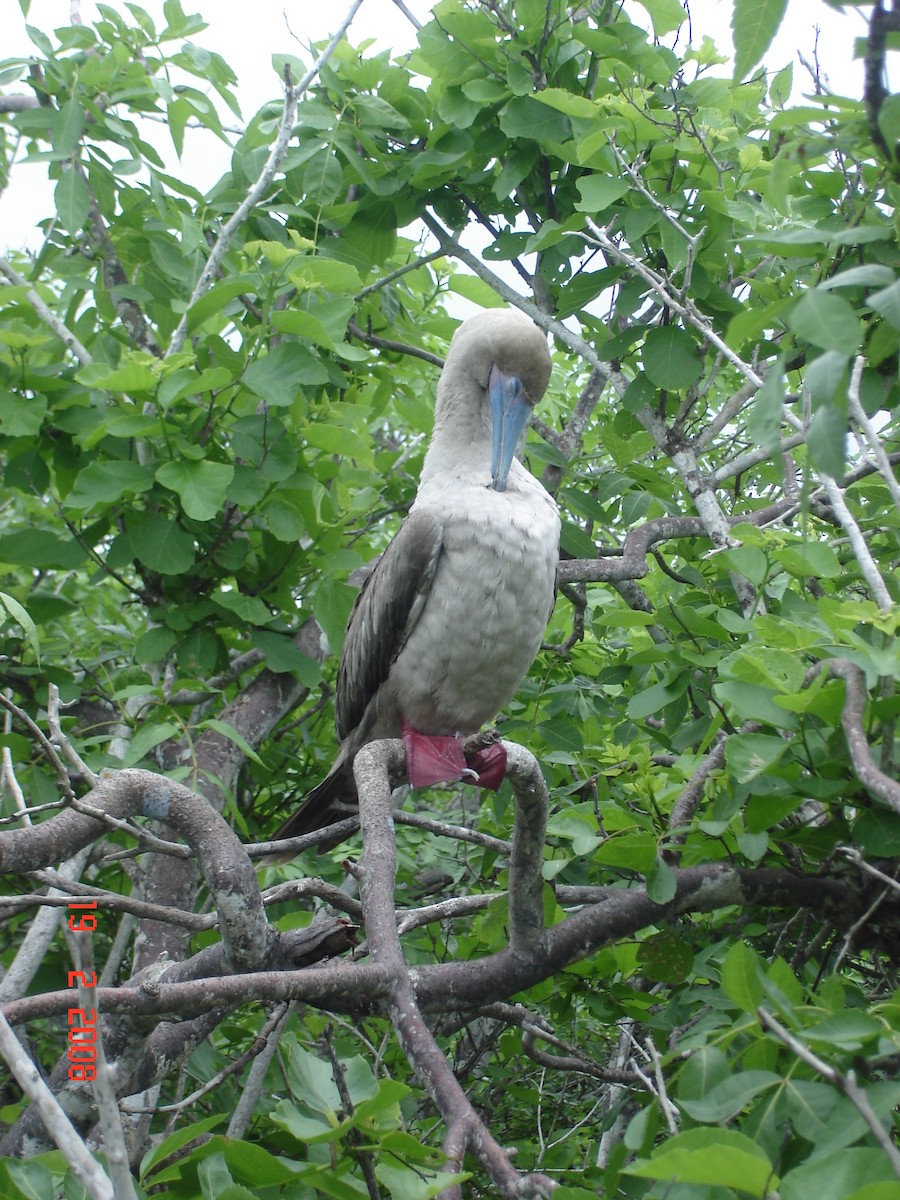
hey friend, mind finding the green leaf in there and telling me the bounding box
[200,719,264,766]
[211,589,273,626]
[375,1163,468,1200]
[641,326,703,389]
[499,96,570,143]
[805,1011,883,1051]
[774,542,842,579]
[806,403,847,479]
[156,460,234,522]
[732,0,789,82]
[67,461,155,509]
[781,1147,896,1200]
[678,1070,780,1122]
[134,626,178,665]
[627,679,681,720]
[288,257,362,295]
[314,576,357,656]
[747,365,784,453]
[0,531,88,569]
[867,278,900,329]
[185,277,259,333]
[54,168,90,232]
[533,87,597,119]
[122,721,181,768]
[721,939,765,1012]
[877,93,900,154]
[252,631,322,684]
[636,929,692,982]
[626,1127,777,1195]
[575,175,630,212]
[129,516,196,575]
[853,810,900,856]
[819,265,895,291]
[76,359,159,392]
[52,100,86,156]
[6,1159,54,1200]
[645,857,677,905]
[725,732,788,783]
[0,390,47,437]
[634,0,686,36]
[0,592,40,663]
[789,291,861,354]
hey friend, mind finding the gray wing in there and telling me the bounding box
[335,509,443,740]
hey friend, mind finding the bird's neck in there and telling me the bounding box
[421,377,494,488]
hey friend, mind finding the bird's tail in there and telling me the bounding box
[263,760,359,862]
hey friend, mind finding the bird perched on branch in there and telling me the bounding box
[274,307,560,851]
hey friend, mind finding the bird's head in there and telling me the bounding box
[443,309,552,492]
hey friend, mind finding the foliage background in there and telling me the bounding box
[0,0,898,1198]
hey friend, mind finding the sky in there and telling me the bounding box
[0,0,881,253]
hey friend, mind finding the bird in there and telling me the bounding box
[273,307,560,851]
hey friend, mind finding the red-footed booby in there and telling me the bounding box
[275,308,560,849]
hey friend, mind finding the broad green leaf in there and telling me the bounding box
[284,1043,341,1119]
[499,96,570,143]
[375,1163,468,1200]
[156,460,234,522]
[774,542,842,579]
[721,939,765,1012]
[720,543,768,586]
[627,679,681,720]
[54,168,90,232]
[819,265,895,291]
[634,0,686,37]
[645,858,677,905]
[877,93,900,154]
[725,732,788,784]
[200,719,264,766]
[594,832,657,872]
[805,1011,883,1051]
[636,929,692,981]
[6,1159,54,1200]
[0,592,40,663]
[805,350,849,408]
[76,359,159,392]
[853,810,900,856]
[129,516,196,575]
[747,366,784,453]
[781,1147,897,1200]
[211,589,273,626]
[51,100,86,156]
[575,174,629,212]
[868,278,900,329]
[134,626,178,665]
[677,1045,731,1101]
[641,326,703,389]
[185,277,259,332]
[0,530,87,569]
[252,631,322,684]
[533,87,597,119]
[732,0,789,82]
[122,721,180,768]
[67,461,155,508]
[626,1127,776,1195]
[288,257,362,294]
[314,576,357,656]
[678,1070,780,1122]
[806,403,847,479]
[788,291,861,354]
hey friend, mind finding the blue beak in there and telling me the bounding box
[489,365,531,492]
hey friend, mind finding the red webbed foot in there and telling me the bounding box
[401,721,508,791]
